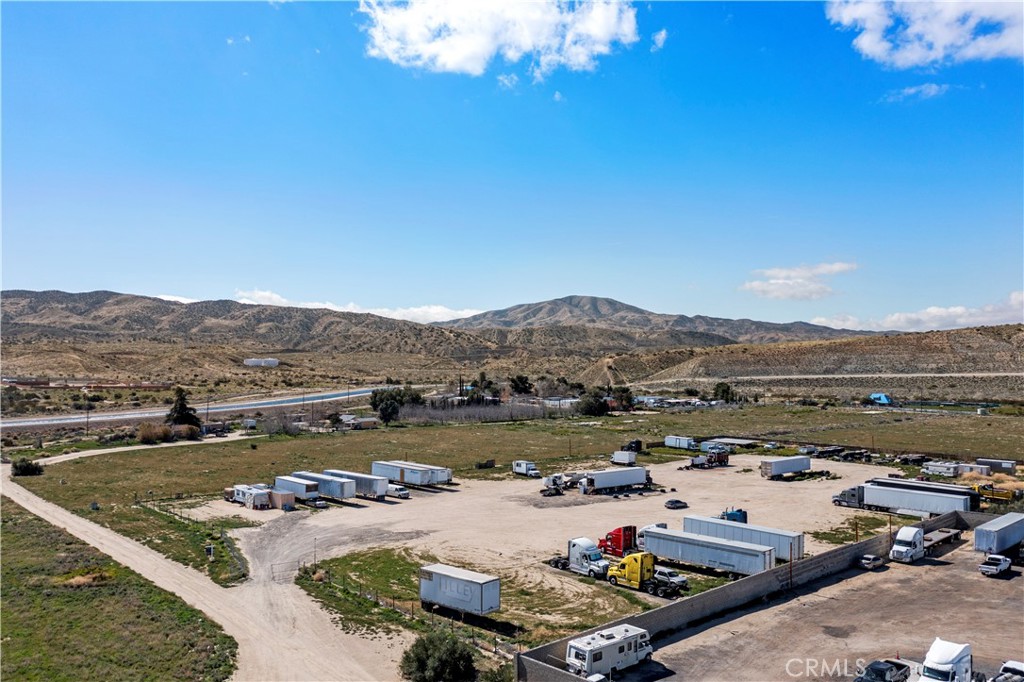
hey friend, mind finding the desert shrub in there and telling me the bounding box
[12,458,44,476]
[137,423,173,445]
[172,425,201,441]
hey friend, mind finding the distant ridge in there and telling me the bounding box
[436,294,869,344]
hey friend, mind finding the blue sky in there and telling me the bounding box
[3,1,1022,331]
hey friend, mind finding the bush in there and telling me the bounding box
[12,458,44,476]
[400,631,477,682]
[137,423,173,445]
[172,425,201,441]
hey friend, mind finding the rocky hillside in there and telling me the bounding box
[436,294,869,343]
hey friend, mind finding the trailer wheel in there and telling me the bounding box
[608,576,618,586]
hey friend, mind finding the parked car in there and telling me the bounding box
[859,554,884,570]
[763,442,781,450]
[979,554,1012,577]
[664,499,689,510]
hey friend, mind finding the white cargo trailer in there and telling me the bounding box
[291,472,356,501]
[380,460,452,485]
[579,467,648,494]
[664,435,697,450]
[974,513,1024,554]
[642,528,775,576]
[683,515,804,562]
[419,564,500,616]
[861,484,970,516]
[274,475,320,500]
[324,469,389,500]
[371,461,434,486]
[610,450,637,466]
[760,456,811,479]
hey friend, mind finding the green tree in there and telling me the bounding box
[165,387,202,428]
[378,399,400,425]
[576,389,610,417]
[712,382,735,403]
[11,458,44,476]
[508,374,534,395]
[479,665,513,682]
[399,631,477,682]
[611,385,634,412]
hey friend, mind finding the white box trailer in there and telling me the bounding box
[643,528,775,576]
[974,513,1024,554]
[610,450,637,465]
[958,463,991,476]
[664,435,696,450]
[419,564,500,616]
[324,469,389,500]
[862,484,970,516]
[291,472,356,501]
[760,456,811,479]
[683,515,804,562]
[371,461,433,486]
[274,475,320,500]
[384,460,453,485]
[579,467,648,494]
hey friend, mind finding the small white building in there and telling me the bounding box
[243,358,279,367]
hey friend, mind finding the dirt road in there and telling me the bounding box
[2,465,408,681]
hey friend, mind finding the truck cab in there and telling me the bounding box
[568,538,610,578]
[918,637,975,682]
[636,523,667,551]
[889,527,925,563]
[832,487,862,508]
[598,526,637,557]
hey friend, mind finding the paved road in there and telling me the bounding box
[1,387,383,429]
[1,444,406,681]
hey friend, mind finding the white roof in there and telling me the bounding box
[420,563,498,584]
[926,638,970,666]
[976,512,1024,533]
[569,625,648,652]
[685,515,802,539]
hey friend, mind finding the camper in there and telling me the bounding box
[565,625,652,677]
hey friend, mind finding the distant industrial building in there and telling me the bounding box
[243,358,279,367]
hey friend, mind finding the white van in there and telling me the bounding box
[387,484,410,499]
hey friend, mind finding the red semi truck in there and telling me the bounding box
[598,525,638,557]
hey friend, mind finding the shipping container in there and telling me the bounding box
[374,460,452,485]
[683,515,804,562]
[390,460,452,484]
[579,467,648,494]
[861,484,970,515]
[419,564,500,616]
[976,458,1017,475]
[760,456,811,479]
[274,475,320,500]
[868,477,981,511]
[664,435,696,450]
[291,471,356,501]
[324,469,389,500]
[371,461,434,486]
[974,513,1024,554]
[642,528,775,576]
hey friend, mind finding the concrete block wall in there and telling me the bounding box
[516,511,999,680]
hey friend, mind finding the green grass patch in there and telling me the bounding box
[810,515,893,545]
[1,496,237,681]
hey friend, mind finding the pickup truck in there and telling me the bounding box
[979,554,1012,577]
[991,660,1024,682]
[854,659,912,682]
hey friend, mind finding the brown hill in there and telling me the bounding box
[436,294,869,343]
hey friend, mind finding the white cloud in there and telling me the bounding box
[741,262,858,300]
[553,90,563,102]
[233,288,483,324]
[155,294,200,304]
[827,1,1024,68]
[497,72,519,89]
[651,28,667,52]
[226,37,234,45]
[812,291,1024,331]
[358,0,638,80]
[882,82,950,103]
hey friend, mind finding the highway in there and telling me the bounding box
[0,387,384,429]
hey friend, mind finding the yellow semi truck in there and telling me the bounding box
[605,552,687,598]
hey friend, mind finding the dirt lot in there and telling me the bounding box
[631,537,1024,681]
[220,454,897,578]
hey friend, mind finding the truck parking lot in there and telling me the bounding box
[633,538,1023,681]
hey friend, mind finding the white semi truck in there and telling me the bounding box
[549,538,610,579]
